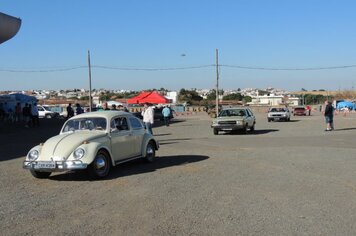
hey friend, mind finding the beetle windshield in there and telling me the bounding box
[62,117,107,132]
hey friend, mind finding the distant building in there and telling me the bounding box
[250,94,285,106]
[165,91,178,104]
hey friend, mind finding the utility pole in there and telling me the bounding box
[88,50,92,112]
[216,49,219,118]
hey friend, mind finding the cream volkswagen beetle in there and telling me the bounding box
[23,111,159,179]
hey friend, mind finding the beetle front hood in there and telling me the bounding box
[39,131,106,160]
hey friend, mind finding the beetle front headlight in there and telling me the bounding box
[73,148,85,160]
[28,150,39,161]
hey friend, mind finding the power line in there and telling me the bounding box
[0,66,87,73]
[2,63,356,73]
[92,64,213,71]
[0,64,213,72]
[220,64,356,71]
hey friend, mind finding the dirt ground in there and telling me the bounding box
[1,112,356,235]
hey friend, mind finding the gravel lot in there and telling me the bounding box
[1,111,356,236]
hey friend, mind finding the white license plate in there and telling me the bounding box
[34,161,56,169]
[275,118,280,121]
[222,128,233,131]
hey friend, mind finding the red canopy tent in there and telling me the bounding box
[127,91,171,104]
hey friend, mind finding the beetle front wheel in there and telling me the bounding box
[88,150,111,179]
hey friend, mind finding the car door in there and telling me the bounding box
[245,109,254,127]
[110,116,135,161]
[128,117,145,156]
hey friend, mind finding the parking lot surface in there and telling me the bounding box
[1,112,356,235]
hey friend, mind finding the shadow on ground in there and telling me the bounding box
[334,127,356,131]
[49,155,209,181]
[153,119,185,128]
[220,129,279,135]
[0,119,65,162]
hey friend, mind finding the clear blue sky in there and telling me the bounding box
[1,0,356,91]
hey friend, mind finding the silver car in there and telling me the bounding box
[267,107,291,122]
[211,107,256,135]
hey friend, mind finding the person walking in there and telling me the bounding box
[141,103,154,134]
[162,105,171,126]
[66,103,74,120]
[323,100,334,131]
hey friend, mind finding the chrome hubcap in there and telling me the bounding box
[95,155,107,171]
[147,146,154,155]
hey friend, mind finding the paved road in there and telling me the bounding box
[1,112,356,235]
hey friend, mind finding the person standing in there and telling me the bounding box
[15,102,22,123]
[75,103,84,115]
[162,105,171,126]
[31,103,40,127]
[66,103,74,120]
[323,100,334,131]
[99,102,110,111]
[141,103,154,134]
[23,103,31,127]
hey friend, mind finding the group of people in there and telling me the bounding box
[0,102,39,127]
[65,102,174,135]
[100,102,129,112]
[141,103,172,135]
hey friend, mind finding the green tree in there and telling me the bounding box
[206,89,224,100]
[223,93,243,101]
[178,89,203,103]
[243,96,252,103]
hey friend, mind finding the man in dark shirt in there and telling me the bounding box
[323,101,334,131]
[66,103,74,120]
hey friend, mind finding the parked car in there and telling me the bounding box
[267,107,291,122]
[293,107,307,116]
[23,111,159,179]
[211,107,256,135]
[37,105,58,118]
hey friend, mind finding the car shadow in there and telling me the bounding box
[220,129,279,135]
[49,155,209,181]
[154,133,172,136]
[270,120,300,122]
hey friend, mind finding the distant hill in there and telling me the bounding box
[292,90,338,96]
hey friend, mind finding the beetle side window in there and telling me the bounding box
[111,117,129,131]
[129,117,143,129]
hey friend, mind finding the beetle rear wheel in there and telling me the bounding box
[30,170,51,179]
[88,150,111,178]
[145,142,156,163]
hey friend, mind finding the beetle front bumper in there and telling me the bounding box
[23,160,88,171]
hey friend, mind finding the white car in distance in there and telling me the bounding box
[37,105,57,119]
[267,107,291,122]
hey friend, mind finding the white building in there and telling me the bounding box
[165,91,178,104]
[250,94,285,106]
